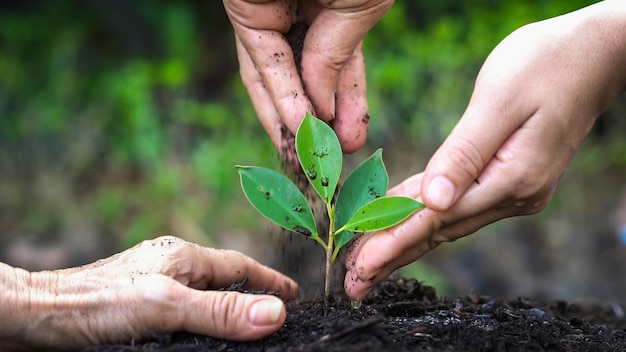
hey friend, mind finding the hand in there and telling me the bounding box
[223,0,392,166]
[345,0,626,300]
[5,236,298,351]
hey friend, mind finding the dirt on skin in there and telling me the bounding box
[87,277,626,352]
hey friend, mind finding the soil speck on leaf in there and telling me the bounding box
[293,225,312,237]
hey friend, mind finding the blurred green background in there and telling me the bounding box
[2,0,625,301]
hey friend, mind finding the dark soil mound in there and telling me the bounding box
[88,277,626,352]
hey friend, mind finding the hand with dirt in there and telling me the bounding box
[0,236,298,351]
[223,0,392,167]
[345,0,626,300]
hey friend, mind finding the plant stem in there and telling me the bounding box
[312,234,328,249]
[324,233,333,306]
[324,202,335,306]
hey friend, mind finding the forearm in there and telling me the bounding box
[602,0,626,94]
[479,0,626,143]
[0,263,93,351]
[567,0,626,101]
[0,262,33,351]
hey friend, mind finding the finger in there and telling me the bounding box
[387,173,424,197]
[125,237,298,299]
[301,1,392,122]
[235,36,302,170]
[343,172,425,287]
[236,36,283,147]
[344,202,511,300]
[186,246,299,299]
[345,238,432,300]
[345,161,543,300]
[233,24,313,134]
[352,177,498,285]
[189,291,286,341]
[349,206,439,278]
[151,280,288,341]
[223,0,294,33]
[330,42,369,153]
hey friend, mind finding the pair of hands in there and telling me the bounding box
[225,0,626,300]
[224,0,392,168]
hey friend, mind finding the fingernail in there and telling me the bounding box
[249,299,283,326]
[427,176,455,209]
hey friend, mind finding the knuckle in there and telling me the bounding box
[505,167,557,215]
[140,276,177,301]
[154,235,186,252]
[135,276,183,328]
[444,139,486,181]
[327,0,394,12]
[239,64,262,88]
[208,292,244,337]
[429,232,453,249]
[140,236,191,273]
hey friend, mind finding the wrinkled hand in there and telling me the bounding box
[16,236,298,350]
[345,0,626,300]
[223,0,392,166]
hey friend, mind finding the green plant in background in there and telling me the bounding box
[236,113,424,303]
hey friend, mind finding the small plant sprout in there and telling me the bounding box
[235,113,424,304]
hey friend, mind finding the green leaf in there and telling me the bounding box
[295,113,342,204]
[333,149,388,249]
[339,196,424,233]
[236,166,318,239]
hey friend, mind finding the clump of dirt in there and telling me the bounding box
[88,277,626,352]
[284,21,308,75]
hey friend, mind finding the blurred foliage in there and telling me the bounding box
[0,1,276,254]
[0,0,622,270]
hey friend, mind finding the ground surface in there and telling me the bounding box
[88,277,626,352]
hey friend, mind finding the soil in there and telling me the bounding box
[88,277,626,352]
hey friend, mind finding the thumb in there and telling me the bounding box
[180,290,287,341]
[421,101,528,211]
[420,39,542,211]
[421,133,488,211]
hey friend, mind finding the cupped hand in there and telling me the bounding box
[23,236,298,350]
[223,0,393,166]
[345,1,626,300]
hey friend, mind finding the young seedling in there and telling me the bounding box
[236,113,424,304]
